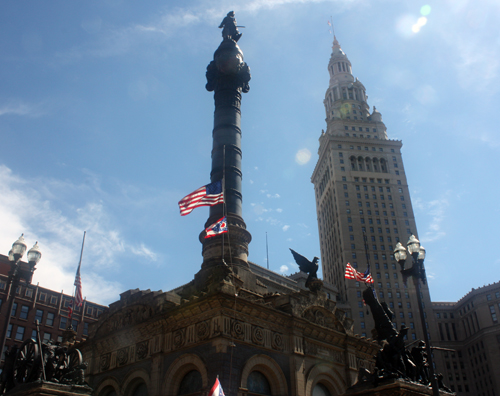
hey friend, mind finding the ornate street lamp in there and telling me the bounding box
[394,235,439,396]
[0,235,42,363]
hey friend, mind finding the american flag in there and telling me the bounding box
[209,378,225,396]
[178,180,224,216]
[205,216,228,239]
[345,263,374,284]
[74,259,83,307]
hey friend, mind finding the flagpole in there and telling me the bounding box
[362,231,373,288]
[222,145,226,264]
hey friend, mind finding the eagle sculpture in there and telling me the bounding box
[289,249,321,292]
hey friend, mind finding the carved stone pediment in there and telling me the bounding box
[302,306,346,333]
[95,304,153,338]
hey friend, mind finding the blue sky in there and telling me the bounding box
[1,0,499,305]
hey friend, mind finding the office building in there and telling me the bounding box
[311,36,438,343]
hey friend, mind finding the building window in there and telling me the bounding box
[46,312,55,326]
[20,305,29,320]
[43,333,52,342]
[50,296,58,305]
[25,288,33,298]
[83,322,89,336]
[490,305,497,322]
[359,311,364,318]
[34,309,43,324]
[39,293,46,302]
[7,324,12,338]
[60,317,68,330]
[11,303,17,317]
[15,326,25,341]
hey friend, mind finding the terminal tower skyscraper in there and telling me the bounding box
[311,36,437,341]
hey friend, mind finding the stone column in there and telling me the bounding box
[202,37,252,269]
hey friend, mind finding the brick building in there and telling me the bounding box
[0,254,107,360]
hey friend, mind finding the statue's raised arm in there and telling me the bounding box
[219,11,242,42]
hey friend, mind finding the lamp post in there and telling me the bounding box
[0,235,41,363]
[394,235,439,396]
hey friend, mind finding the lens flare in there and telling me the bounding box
[420,5,431,16]
[411,16,427,33]
[295,148,311,165]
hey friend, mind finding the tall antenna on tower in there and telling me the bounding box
[266,232,269,269]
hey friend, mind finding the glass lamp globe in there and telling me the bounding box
[407,235,420,255]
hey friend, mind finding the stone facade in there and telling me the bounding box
[432,282,500,395]
[81,267,379,396]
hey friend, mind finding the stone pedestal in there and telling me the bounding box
[6,381,92,396]
[344,379,454,396]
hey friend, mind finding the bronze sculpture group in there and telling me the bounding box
[0,337,87,393]
[358,286,452,392]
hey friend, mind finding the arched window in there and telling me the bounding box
[99,386,117,396]
[178,370,202,396]
[248,371,272,395]
[313,383,332,396]
[132,383,148,396]
[357,157,363,171]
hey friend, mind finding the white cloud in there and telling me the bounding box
[266,193,280,198]
[0,165,159,304]
[0,101,47,118]
[414,195,449,243]
[276,208,283,213]
[282,225,290,231]
[279,265,289,274]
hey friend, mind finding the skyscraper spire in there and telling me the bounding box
[323,35,387,140]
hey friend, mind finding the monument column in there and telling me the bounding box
[202,12,252,269]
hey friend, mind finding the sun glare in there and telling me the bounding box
[420,5,431,16]
[295,148,311,165]
[412,16,428,33]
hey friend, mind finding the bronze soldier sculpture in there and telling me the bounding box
[219,11,242,42]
